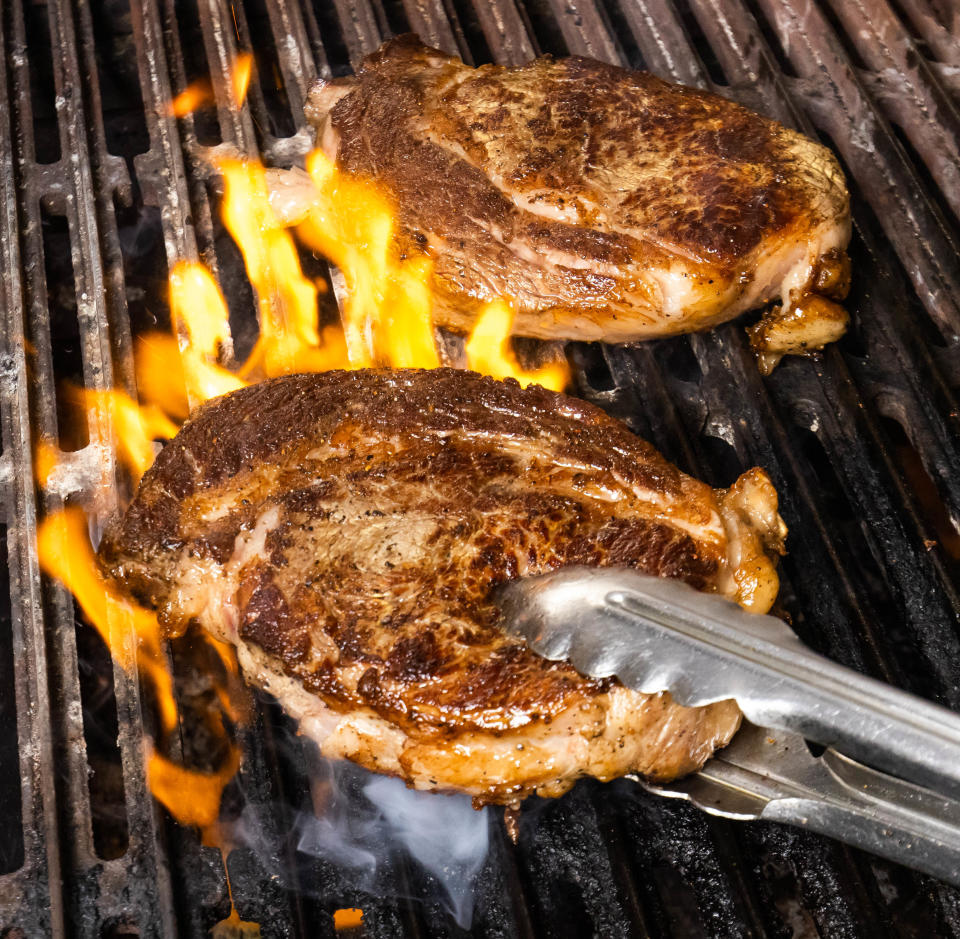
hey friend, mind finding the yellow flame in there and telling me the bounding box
[169,52,254,117]
[36,508,178,733]
[168,262,249,402]
[298,150,439,369]
[78,388,180,482]
[465,300,568,391]
[218,159,348,376]
[231,52,254,109]
[34,440,60,489]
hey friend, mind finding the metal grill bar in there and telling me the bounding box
[0,0,958,935]
[0,3,61,933]
[2,0,179,932]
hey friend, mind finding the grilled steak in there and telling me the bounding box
[278,35,851,370]
[99,369,786,803]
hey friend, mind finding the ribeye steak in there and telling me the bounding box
[272,36,852,369]
[100,369,787,804]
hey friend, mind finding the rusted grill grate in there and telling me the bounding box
[0,0,958,936]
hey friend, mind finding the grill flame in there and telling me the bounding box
[170,51,253,116]
[37,86,568,866]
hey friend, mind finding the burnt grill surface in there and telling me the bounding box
[1,0,959,936]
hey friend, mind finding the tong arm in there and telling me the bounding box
[498,568,960,803]
[642,722,960,887]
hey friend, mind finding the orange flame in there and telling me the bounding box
[134,333,192,421]
[211,850,262,938]
[298,149,439,369]
[168,262,249,401]
[169,84,210,119]
[334,909,364,931]
[165,151,563,396]
[37,505,243,831]
[36,507,178,733]
[34,440,61,489]
[231,53,254,109]
[147,745,241,830]
[211,909,261,938]
[170,52,254,117]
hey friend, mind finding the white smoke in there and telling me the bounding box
[364,775,489,927]
[224,752,490,929]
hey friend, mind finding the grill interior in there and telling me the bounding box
[1,0,959,935]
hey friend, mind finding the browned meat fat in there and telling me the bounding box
[99,369,786,804]
[277,35,851,368]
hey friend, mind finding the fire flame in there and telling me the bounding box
[77,388,179,482]
[170,52,253,117]
[297,150,440,369]
[217,158,348,376]
[36,508,179,733]
[38,65,569,875]
[466,300,569,390]
[147,746,241,830]
[334,909,364,931]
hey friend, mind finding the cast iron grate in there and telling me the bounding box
[0,0,958,935]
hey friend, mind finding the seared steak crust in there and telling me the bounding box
[101,369,785,801]
[303,36,851,346]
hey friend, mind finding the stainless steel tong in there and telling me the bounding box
[496,567,960,885]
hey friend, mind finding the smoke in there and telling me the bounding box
[222,748,490,929]
[364,775,490,926]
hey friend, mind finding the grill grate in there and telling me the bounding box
[1,0,959,935]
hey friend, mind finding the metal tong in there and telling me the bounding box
[497,567,960,885]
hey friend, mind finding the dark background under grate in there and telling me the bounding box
[1,0,959,936]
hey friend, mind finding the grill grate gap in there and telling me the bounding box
[241,0,299,140]
[674,0,730,86]
[879,414,960,560]
[21,1,61,165]
[89,0,150,159]
[171,0,222,146]
[100,921,141,938]
[778,417,940,686]
[114,196,170,338]
[74,604,130,861]
[441,0,493,64]
[886,0,957,64]
[818,0,871,72]
[593,0,647,71]
[307,0,357,77]
[568,341,617,393]
[738,0,799,78]
[813,123,955,350]
[887,119,960,233]
[378,0,413,37]
[208,185,261,364]
[512,0,569,57]
[696,433,745,489]
[0,523,24,876]
[39,209,87,452]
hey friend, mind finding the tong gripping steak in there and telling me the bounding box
[297,35,851,365]
[100,370,786,803]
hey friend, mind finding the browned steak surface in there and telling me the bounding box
[300,36,850,355]
[100,370,786,802]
